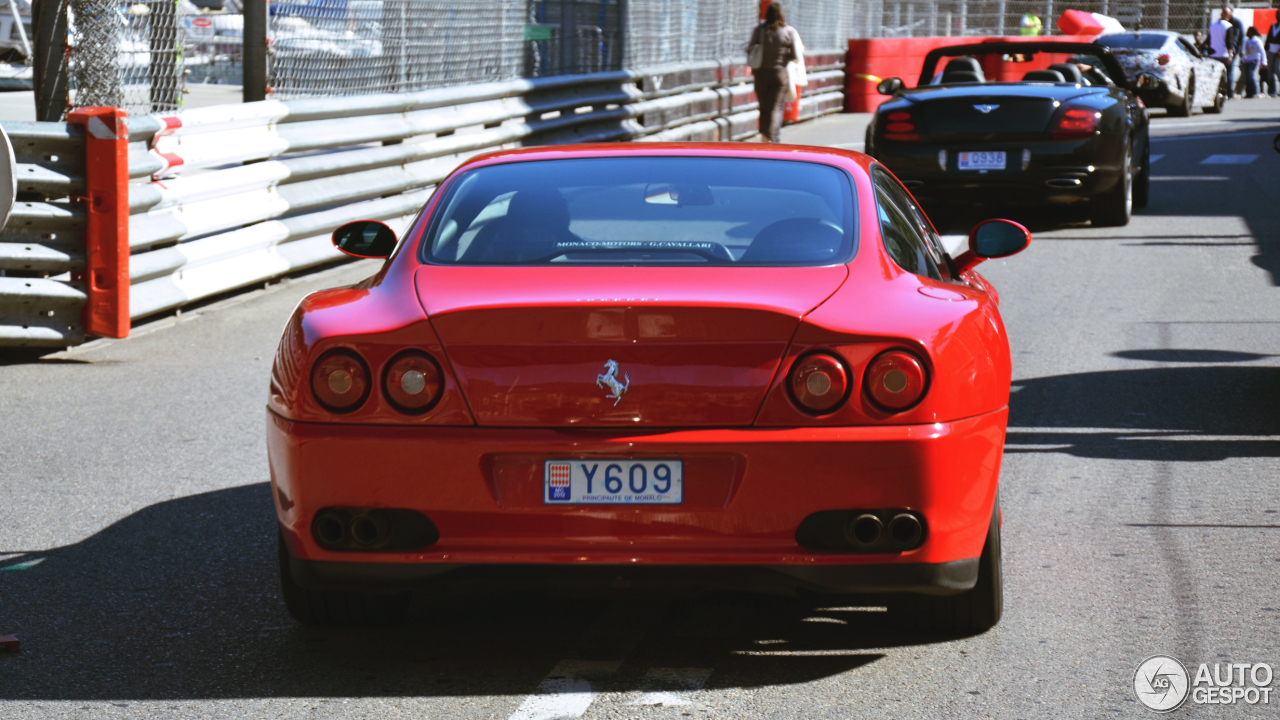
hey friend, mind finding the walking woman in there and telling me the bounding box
[747,3,800,143]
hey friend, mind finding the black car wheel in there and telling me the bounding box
[1169,73,1195,117]
[1205,74,1227,114]
[890,495,1003,634]
[1133,138,1150,209]
[278,531,412,627]
[1091,146,1133,227]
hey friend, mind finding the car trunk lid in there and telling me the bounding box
[904,85,1104,141]
[416,264,848,427]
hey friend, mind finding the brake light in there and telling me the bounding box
[883,110,920,141]
[789,353,850,414]
[864,350,928,412]
[383,351,443,413]
[311,349,371,412]
[1052,107,1101,139]
[1157,54,1169,66]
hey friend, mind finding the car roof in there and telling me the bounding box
[453,142,875,175]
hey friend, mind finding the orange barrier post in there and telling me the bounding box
[67,107,130,339]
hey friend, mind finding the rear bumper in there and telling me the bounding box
[287,555,981,596]
[268,408,1007,593]
[874,137,1125,207]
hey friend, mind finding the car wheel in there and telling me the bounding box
[1091,146,1133,227]
[1204,74,1227,114]
[1133,139,1150,210]
[278,531,412,627]
[1168,73,1194,117]
[889,495,1003,634]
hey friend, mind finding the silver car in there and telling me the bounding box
[1096,31,1228,116]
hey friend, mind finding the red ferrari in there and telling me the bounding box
[266,143,1029,632]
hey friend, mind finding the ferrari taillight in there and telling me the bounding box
[789,353,850,414]
[883,110,920,141]
[1052,107,1101,139]
[311,349,371,412]
[383,351,443,413]
[1157,54,1170,66]
[864,350,928,412]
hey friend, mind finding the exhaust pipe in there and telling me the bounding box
[312,508,352,549]
[1045,178,1082,189]
[887,513,924,549]
[845,513,884,548]
[349,511,392,549]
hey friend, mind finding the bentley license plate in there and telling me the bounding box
[544,459,683,504]
[958,151,1006,170]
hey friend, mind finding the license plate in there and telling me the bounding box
[958,151,1006,170]
[544,459,683,504]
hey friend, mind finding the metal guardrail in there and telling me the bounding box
[0,53,845,347]
[0,122,88,348]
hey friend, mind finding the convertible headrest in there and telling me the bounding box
[1022,69,1066,82]
[1048,63,1084,83]
[943,56,985,81]
[941,70,984,84]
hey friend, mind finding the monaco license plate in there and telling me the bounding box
[544,459,683,504]
[958,151,1006,170]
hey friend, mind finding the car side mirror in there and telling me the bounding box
[1273,132,1280,154]
[332,220,398,259]
[1135,71,1160,90]
[953,219,1031,273]
[877,77,905,96]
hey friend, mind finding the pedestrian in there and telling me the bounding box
[1264,20,1280,97]
[746,2,800,143]
[1208,4,1245,98]
[1242,26,1266,98]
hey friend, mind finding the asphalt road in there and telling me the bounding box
[2,98,1279,719]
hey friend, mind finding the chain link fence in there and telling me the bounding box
[65,0,1266,111]
[69,0,183,114]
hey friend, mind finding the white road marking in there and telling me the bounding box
[1149,176,1230,181]
[1149,154,1165,163]
[507,600,666,720]
[627,667,714,707]
[508,660,620,720]
[1200,154,1259,164]
[1150,129,1278,142]
[940,234,968,255]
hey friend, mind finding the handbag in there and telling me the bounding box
[747,25,763,69]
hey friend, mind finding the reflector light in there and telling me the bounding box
[311,350,370,412]
[886,111,913,121]
[1157,54,1169,66]
[384,351,444,413]
[864,350,928,412]
[789,353,850,414]
[1052,107,1101,139]
[884,133,921,141]
[886,121,916,133]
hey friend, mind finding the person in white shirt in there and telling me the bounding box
[1242,26,1267,97]
[1209,5,1245,97]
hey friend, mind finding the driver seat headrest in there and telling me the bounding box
[1022,69,1066,82]
[941,70,984,84]
[1048,63,1084,83]
[943,56,986,81]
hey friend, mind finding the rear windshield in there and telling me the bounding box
[419,157,856,266]
[1096,34,1168,50]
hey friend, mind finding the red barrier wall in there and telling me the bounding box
[845,35,1093,113]
[67,107,130,339]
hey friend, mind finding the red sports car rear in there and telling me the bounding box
[266,144,1029,632]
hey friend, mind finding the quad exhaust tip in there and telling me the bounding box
[311,507,439,552]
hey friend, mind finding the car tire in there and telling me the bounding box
[1168,73,1194,117]
[1133,139,1150,210]
[889,495,1003,634]
[1204,74,1227,114]
[1091,146,1133,227]
[278,531,412,627]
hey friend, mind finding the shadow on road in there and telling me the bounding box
[1007,362,1280,461]
[0,484,961,700]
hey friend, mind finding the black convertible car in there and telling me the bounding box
[865,42,1151,227]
